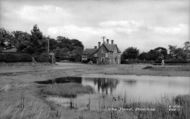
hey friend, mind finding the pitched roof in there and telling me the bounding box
[102,43,121,53]
[83,48,97,55]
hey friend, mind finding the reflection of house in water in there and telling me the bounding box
[93,78,119,95]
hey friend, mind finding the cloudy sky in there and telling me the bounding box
[0,0,189,52]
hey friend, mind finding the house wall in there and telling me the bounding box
[96,45,121,64]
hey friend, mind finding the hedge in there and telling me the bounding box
[155,59,189,64]
[0,53,51,63]
[0,53,32,62]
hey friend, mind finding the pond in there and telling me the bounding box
[82,74,190,102]
[37,74,190,110]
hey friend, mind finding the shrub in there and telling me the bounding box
[19,54,32,62]
[164,59,188,64]
[35,53,49,62]
[0,53,32,62]
[0,54,5,62]
[40,83,94,98]
[4,53,20,62]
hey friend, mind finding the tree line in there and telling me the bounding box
[121,42,190,64]
[0,24,189,64]
[0,25,84,62]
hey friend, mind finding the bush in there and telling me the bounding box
[40,83,94,98]
[0,53,32,62]
[19,54,32,62]
[164,59,188,64]
[35,53,49,62]
[5,53,21,62]
[0,54,5,62]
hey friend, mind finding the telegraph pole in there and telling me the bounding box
[47,37,49,54]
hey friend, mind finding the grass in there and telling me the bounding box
[119,95,190,119]
[39,83,94,98]
[0,63,190,119]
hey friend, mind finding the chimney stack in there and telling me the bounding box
[98,42,101,48]
[106,39,109,44]
[111,40,114,44]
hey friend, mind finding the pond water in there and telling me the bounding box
[81,74,190,102]
[39,74,190,110]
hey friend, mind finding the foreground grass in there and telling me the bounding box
[39,83,94,98]
[120,95,190,119]
[0,63,190,119]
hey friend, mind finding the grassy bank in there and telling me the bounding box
[39,83,94,98]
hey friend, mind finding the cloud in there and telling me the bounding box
[47,20,188,51]
[99,20,144,34]
[16,5,73,25]
[152,24,188,35]
[99,20,188,35]
[0,0,189,51]
[47,25,116,43]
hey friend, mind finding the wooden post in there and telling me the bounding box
[47,38,49,54]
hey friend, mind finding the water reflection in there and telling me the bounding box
[35,77,82,84]
[35,75,190,102]
[92,78,118,95]
[82,74,190,102]
[123,80,137,85]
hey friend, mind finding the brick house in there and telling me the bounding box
[82,39,121,64]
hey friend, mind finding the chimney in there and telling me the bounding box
[94,46,97,49]
[106,39,109,44]
[98,42,101,48]
[111,40,114,44]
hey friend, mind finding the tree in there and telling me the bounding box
[55,36,84,62]
[0,28,14,51]
[29,24,47,55]
[45,37,57,52]
[184,41,190,51]
[168,45,187,60]
[12,31,31,53]
[147,49,159,61]
[154,47,167,59]
[121,47,139,60]
[183,41,190,59]
[138,52,149,60]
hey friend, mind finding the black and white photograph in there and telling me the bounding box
[0,0,190,119]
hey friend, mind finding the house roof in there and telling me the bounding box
[83,42,121,56]
[102,43,121,53]
[83,48,97,55]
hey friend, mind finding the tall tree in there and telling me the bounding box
[154,47,168,59]
[138,52,149,60]
[12,31,31,53]
[29,24,47,55]
[55,36,84,61]
[168,45,186,60]
[121,47,139,60]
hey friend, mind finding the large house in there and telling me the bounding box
[82,39,121,64]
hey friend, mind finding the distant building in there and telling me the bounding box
[82,39,121,64]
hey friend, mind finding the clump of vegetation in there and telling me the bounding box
[122,95,190,119]
[40,83,94,98]
[0,25,84,63]
[143,66,153,69]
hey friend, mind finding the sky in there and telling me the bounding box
[0,0,189,52]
